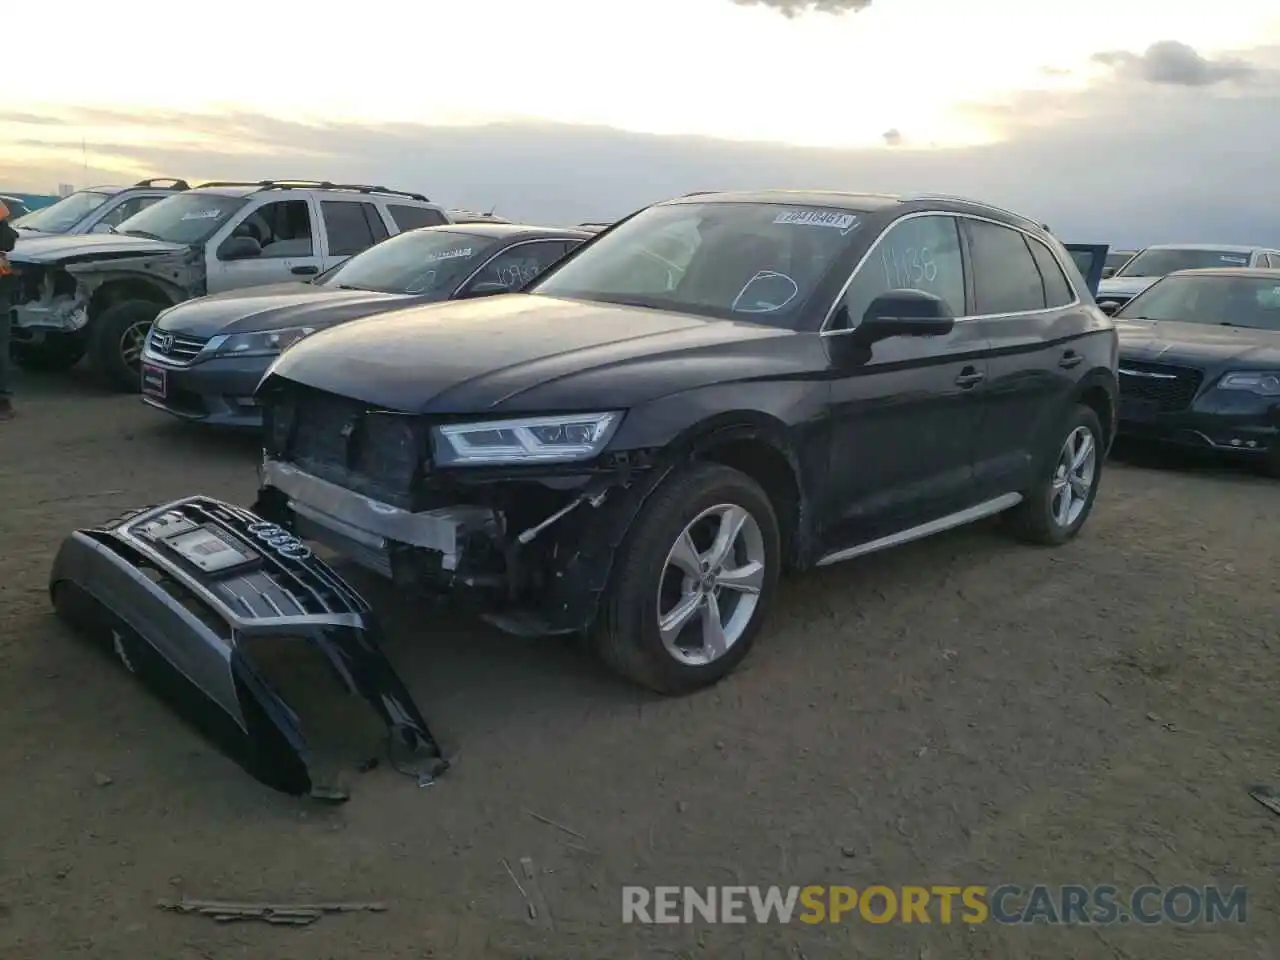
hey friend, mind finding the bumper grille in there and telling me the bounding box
[148,329,210,364]
[1118,360,1204,412]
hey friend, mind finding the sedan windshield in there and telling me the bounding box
[11,190,112,233]
[1115,248,1252,277]
[1116,275,1280,331]
[316,228,500,294]
[528,201,861,327]
[115,193,248,245]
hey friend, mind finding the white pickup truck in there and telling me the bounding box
[8,180,450,391]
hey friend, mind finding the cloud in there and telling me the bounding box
[3,40,1279,248]
[729,0,873,16]
[1091,39,1260,86]
[881,128,903,147]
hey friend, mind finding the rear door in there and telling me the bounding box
[1063,243,1110,298]
[318,199,390,273]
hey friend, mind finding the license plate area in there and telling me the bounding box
[141,363,167,398]
[1120,396,1160,421]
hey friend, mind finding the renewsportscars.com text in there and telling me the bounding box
[621,884,1247,925]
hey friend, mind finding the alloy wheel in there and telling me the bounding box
[1051,425,1097,528]
[119,321,151,373]
[655,503,766,666]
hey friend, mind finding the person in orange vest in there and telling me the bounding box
[0,199,16,420]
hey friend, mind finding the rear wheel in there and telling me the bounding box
[89,299,163,393]
[10,335,86,372]
[1004,404,1105,545]
[591,462,781,695]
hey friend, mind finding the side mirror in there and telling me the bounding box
[857,290,955,340]
[1101,266,1117,279]
[219,236,262,261]
[458,281,511,299]
[1097,300,1121,316]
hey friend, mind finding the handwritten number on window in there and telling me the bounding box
[882,246,937,288]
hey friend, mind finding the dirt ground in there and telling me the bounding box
[1,367,1278,960]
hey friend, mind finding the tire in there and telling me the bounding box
[591,462,782,695]
[89,299,163,393]
[1004,404,1105,546]
[10,336,86,372]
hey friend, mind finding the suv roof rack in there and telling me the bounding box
[907,193,1043,230]
[134,178,190,190]
[193,180,431,202]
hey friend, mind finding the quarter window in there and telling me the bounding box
[966,220,1047,314]
[835,214,965,329]
[388,204,448,231]
[1027,238,1074,307]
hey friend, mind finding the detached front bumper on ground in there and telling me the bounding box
[49,496,447,796]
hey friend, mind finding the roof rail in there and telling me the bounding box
[193,179,431,202]
[906,193,1043,229]
[134,178,190,190]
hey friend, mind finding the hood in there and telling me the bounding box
[1097,276,1159,300]
[1116,318,1280,368]
[265,293,804,414]
[9,232,187,265]
[155,282,419,338]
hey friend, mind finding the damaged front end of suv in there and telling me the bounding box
[250,383,673,638]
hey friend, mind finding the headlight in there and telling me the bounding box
[1218,371,1280,396]
[432,412,622,466]
[213,326,316,359]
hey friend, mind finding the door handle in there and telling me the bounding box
[955,368,985,388]
[1059,351,1083,369]
[291,265,319,276]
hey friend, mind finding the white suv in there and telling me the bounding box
[8,180,450,390]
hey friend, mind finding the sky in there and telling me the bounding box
[5,0,1280,246]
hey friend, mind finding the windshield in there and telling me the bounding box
[1116,275,1280,331]
[317,228,499,294]
[115,192,248,245]
[11,190,112,233]
[1116,248,1252,278]
[528,200,861,326]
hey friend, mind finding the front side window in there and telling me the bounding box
[1116,275,1280,331]
[99,194,164,228]
[316,228,500,295]
[833,214,966,329]
[530,201,864,328]
[1116,248,1253,277]
[222,199,314,259]
[118,192,248,245]
[11,190,112,233]
[463,241,572,293]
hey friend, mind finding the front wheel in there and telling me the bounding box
[1004,404,1105,546]
[89,300,163,393]
[591,462,781,695]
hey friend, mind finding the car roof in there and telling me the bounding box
[660,189,1052,233]
[1165,267,1280,279]
[1140,243,1274,253]
[421,223,592,241]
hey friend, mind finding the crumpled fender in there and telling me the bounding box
[48,496,447,797]
[66,252,204,302]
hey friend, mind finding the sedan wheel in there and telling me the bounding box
[657,503,767,666]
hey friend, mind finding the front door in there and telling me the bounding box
[206,197,322,294]
[1063,242,1110,299]
[821,213,989,553]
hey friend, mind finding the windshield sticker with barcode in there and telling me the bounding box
[181,209,224,221]
[423,247,473,263]
[1219,254,1248,265]
[774,209,859,232]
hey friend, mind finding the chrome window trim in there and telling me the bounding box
[818,210,1085,337]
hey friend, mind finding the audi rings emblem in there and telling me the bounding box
[246,521,313,560]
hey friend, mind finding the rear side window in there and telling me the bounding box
[387,204,448,232]
[322,201,387,256]
[966,220,1046,314]
[1027,238,1074,307]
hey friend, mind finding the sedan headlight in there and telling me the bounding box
[213,326,316,359]
[432,412,622,466]
[1218,371,1280,397]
